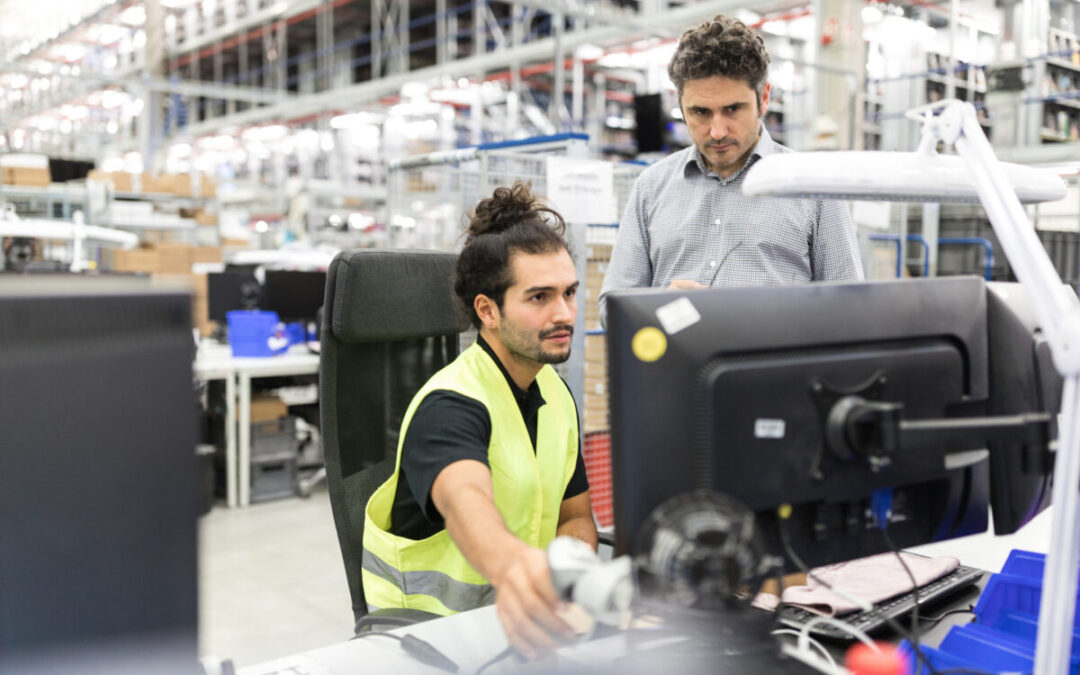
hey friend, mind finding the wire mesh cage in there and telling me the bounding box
[386,137,645,252]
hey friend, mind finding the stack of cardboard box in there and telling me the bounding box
[583,243,613,433]
[104,243,223,336]
[86,171,217,198]
[0,155,52,187]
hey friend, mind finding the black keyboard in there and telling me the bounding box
[775,564,983,640]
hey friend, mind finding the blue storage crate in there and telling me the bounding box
[227,310,289,357]
[903,550,1080,674]
[1001,550,1050,580]
[284,321,306,346]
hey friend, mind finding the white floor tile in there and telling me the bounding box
[199,487,352,667]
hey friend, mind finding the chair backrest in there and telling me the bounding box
[320,249,470,622]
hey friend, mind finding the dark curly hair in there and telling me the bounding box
[454,181,571,328]
[668,14,770,105]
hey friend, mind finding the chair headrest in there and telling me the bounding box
[328,249,471,343]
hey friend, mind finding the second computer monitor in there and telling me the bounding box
[207,270,261,323]
[262,270,327,323]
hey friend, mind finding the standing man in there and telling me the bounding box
[599,14,863,324]
[362,182,597,660]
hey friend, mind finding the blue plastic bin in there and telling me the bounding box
[284,322,306,346]
[226,310,289,357]
[902,550,1080,674]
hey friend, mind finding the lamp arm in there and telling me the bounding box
[940,101,1080,376]
[936,100,1080,675]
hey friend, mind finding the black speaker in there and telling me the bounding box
[634,93,665,153]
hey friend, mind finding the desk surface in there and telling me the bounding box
[237,509,1053,675]
[238,606,506,675]
[194,343,320,376]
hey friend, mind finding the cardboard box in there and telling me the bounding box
[152,243,193,275]
[10,167,51,187]
[199,174,216,198]
[141,173,170,193]
[111,171,134,192]
[190,272,208,301]
[250,395,288,423]
[194,210,219,226]
[166,173,193,197]
[587,244,614,261]
[0,167,13,184]
[110,248,158,273]
[192,246,223,264]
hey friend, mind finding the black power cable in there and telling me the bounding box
[351,630,460,672]
[775,504,994,675]
[881,528,921,654]
[474,646,516,675]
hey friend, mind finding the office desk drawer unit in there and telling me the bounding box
[249,417,299,502]
[250,417,297,462]
[249,458,299,503]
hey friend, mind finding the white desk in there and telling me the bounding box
[238,607,508,675]
[236,510,1054,674]
[194,343,321,507]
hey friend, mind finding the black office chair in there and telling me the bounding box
[320,249,471,634]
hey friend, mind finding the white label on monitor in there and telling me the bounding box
[755,419,786,439]
[655,297,701,335]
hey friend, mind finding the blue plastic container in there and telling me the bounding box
[1001,550,1050,580]
[284,321,306,346]
[901,549,1080,674]
[226,310,289,357]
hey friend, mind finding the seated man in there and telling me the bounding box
[362,181,598,659]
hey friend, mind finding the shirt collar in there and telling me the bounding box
[475,334,546,414]
[683,122,777,182]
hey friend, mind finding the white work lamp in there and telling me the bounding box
[744,99,1075,675]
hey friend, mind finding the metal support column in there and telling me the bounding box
[317,0,334,92]
[373,0,409,77]
[436,0,449,65]
[552,11,565,127]
[213,41,225,117]
[572,47,584,131]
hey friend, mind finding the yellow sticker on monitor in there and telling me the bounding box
[631,327,667,362]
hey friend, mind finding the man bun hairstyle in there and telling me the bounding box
[668,14,770,104]
[455,181,571,328]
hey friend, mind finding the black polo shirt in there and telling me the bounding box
[389,336,590,540]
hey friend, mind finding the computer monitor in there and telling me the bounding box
[985,282,1063,534]
[606,276,1056,569]
[262,270,327,323]
[207,270,262,323]
[0,279,200,674]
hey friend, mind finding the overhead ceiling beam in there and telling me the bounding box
[170,0,737,139]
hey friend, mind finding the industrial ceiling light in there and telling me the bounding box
[743,99,1076,675]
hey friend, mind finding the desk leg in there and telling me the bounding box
[225,373,238,508]
[239,372,251,507]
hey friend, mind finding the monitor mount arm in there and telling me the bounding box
[914,100,1080,675]
[821,392,1052,475]
[809,372,1053,479]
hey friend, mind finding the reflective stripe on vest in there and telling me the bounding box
[361,341,578,615]
[362,548,495,613]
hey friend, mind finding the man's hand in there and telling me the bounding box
[490,543,576,660]
[668,279,707,290]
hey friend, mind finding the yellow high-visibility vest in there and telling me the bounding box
[361,342,579,615]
